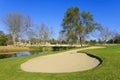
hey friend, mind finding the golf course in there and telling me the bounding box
[0,0,120,80]
[0,45,120,80]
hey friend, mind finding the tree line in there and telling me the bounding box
[0,13,55,46]
[60,7,120,46]
[0,7,120,46]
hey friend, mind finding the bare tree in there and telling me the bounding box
[3,13,32,46]
[110,31,118,44]
[38,23,49,45]
[100,27,111,44]
[17,16,32,41]
[58,30,66,45]
[3,13,23,45]
[49,26,55,40]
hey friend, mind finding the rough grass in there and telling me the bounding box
[0,46,30,54]
[0,46,120,80]
[0,46,82,54]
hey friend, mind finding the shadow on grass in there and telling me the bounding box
[85,53,103,66]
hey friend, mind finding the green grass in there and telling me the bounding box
[0,46,120,80]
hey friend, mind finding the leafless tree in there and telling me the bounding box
[58,30,66,44]
[3,13,23,45]
[49,26,55,40]
[17,16,32,41]
[3,13,33,46]
[37,23,50,45]
[100,27,111,44]
[110,31,118,44]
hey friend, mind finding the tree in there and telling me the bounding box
[0,31,7,46]
[62,7,98,46]
[113,34,120,44]
[49,26,55,40]
[38,23,50,45]
[49,39,58,44]
[78,11,97,46]
[58,30,66,44]
[110,31,118,44]
[27,28,36,45]
[3,13,23,45]
[19,16,32,41]
[62,7,80,45]
[0,31,4,35]
[6,34,13,45]
[3,13,32,46]
[99,27,111,44]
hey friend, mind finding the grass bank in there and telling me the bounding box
[0,46,30,54]
[0,46,81,54]
[0,46,120,80]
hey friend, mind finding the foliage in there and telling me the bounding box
[0,34,7,46]
[108,34,120,44]
[62,7,98,46]
[89,40,96,46]
[62,7,79,44]
[49,39,58,44]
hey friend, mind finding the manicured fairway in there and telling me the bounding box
[0,46,120,80]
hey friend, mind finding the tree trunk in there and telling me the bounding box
[112,39,114,44]
[80,37,82,47]
[12,35,16,46]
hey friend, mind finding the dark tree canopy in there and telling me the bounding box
[0,31,7,46]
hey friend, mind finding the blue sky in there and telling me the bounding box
[0,0,120,39]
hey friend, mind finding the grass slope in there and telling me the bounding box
[0,46,120,80]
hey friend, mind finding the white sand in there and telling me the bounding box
[21,46,104,73]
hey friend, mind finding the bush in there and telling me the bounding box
[0,34,7,46]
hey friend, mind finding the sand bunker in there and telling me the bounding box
[21,46,104,73]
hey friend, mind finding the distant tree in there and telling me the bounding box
[0,31,7,46]
[29,38,38,45]
[38,23,50,45]
[49,26,55,40]
[99,27,111,44]
[3,13,32,46]
[49,39,58,44]
[3,13,23,45]
[6,34,13,45]
[98,39,103,44]
[89,40,96,45]
[110,31,118,44]
[19,16,32,41]
[58,30,66,44]
[114,34,120,44]
[26,27,36,45]
[0,31,4,35]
